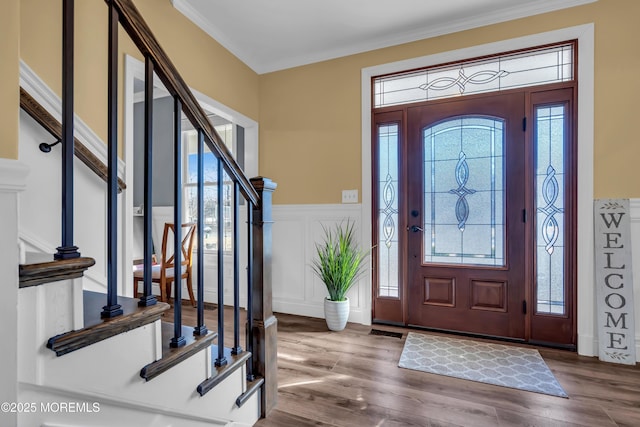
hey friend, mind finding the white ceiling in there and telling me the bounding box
[171,0,596,74]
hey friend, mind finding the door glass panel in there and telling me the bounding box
[535,105,566,315]
[377,124,399,297]
[423,117,505,266]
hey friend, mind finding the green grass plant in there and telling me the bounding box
[312,221,367,302]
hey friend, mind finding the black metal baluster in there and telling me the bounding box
[139,55,157,307]
[55,0,80,260]
[194,130,207,336]
[246,203,255,381]
[231,182,242,355]
[101,0,122,318]
[215,159,227,367]
[170,96,185,348]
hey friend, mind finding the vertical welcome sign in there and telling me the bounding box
[594,199,636,364]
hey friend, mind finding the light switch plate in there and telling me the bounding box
[342,189,358,204]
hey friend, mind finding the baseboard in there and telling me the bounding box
[577,333,597,358]
[580,334,640,362]
[273,299,366,325]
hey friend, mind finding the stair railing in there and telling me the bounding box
[56,0,277,416]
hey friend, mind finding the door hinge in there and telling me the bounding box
[522,209,527,223]
[522,300,527,314]
[522,117,527,132]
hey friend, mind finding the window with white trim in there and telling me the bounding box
[182,122,236,252]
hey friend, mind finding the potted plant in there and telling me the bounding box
[312,220,367,331]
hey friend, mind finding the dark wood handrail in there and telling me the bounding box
[106,0,259,206]
[19,87,127,193]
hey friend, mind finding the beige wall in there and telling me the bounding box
[19,0,259,155]
[0,0,20,160]
[259,0,640,204]
[12,1,640,201]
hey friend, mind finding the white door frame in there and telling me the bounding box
[360,24,595,356]
[123,54,259,298]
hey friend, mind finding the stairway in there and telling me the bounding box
[17,261,260,426]
[9,1,278,425]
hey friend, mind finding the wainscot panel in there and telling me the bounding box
[271,204,369,325]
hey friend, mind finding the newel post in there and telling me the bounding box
[250,176,277,417]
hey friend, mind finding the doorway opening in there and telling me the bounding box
[371,42,577,347]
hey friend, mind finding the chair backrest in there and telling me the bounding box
[160,223,196,269]
[151,206,174,261]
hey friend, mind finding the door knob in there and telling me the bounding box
[408,225,424,233]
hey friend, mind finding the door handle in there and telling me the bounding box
[408,225,424,233]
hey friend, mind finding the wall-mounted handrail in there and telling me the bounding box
[19,87,127,193]
[103,0,259,206]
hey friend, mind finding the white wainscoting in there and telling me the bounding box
[271,203,370,325]
[0,158,29,427]
[272,201,640,360]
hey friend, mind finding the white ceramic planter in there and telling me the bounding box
[324,297,350,331]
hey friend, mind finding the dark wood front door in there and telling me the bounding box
[406,92,527,339]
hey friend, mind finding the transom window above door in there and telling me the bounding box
[373,43,573,108]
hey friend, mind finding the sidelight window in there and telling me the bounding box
[377,123,400,297]
[534,105,567,315]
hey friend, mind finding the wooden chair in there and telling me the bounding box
[133,222,197,306]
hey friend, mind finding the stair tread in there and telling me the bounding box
[19,255,95,288]
[236,376,265,407]
[140,322,217,381]
[197,346,252,396]
[47,291,170,357]
[83,290,166,328]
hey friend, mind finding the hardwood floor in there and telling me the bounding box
[170,305,640,426]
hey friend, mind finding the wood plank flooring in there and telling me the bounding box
[169,305,640,426]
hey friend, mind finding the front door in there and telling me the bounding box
[406,92,526,339]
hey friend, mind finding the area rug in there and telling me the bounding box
[398,332,568,397]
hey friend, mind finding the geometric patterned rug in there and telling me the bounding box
[398,332,568,398]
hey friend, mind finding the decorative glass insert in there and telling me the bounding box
[535,105,566,315]
[423,117,504,266]
[377,124,399,297]
[374,43,573,108]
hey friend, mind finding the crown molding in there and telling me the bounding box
[173,0,597,74]
[171,0,259,72]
